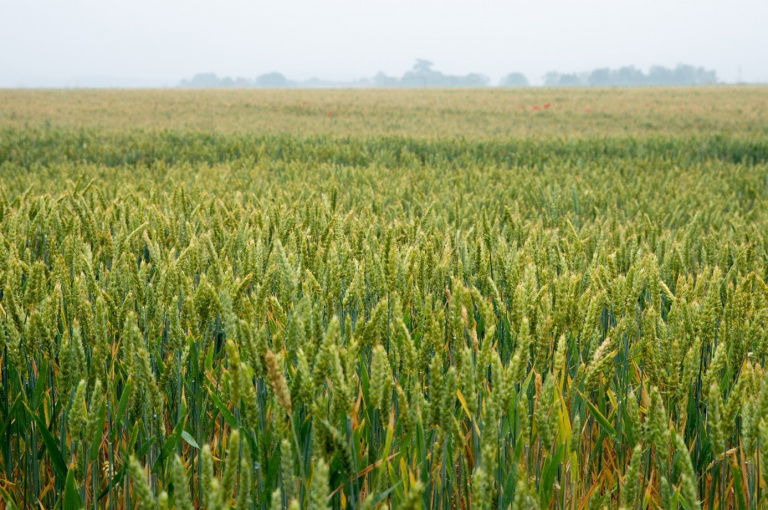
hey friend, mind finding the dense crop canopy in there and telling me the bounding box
[0,93,767,509]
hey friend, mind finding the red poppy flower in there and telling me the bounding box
[532,105,541,111]
[544,102,551,109]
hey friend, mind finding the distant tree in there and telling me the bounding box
[671,64,717,85]
[500,72,529,87]
[557,73,585,86]
[543,72,562,87]
[180,73,224,88]
[373,72,400,87]
[256,72,291,88]
[401,59,441,87]
[615,66,644,86]
[588,68,612,86]
[694,66,717,84]
[413,59,434,74]
[459,73,490,87]
[647,66,671,85]
[398,60,489,87]
[671,65,693,85]
[544,64,718,87]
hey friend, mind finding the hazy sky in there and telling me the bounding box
[2,0,767,87]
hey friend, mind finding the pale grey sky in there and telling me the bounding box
[1,0,767,87]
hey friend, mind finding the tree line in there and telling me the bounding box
[543,64,718,87]
[179,61,718,88]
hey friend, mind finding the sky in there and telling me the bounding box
[1,0,767,87]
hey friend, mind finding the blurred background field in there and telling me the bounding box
[1,86,767,139]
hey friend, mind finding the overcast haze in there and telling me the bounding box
[2,0,767,87]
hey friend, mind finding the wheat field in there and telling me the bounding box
[0,87,767,509]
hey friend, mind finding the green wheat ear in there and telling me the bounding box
[708,383,725,457]
[310,457,331,510]
[127,455,156,509]
[280,438,296,502]
[625,390,640,447]
[266,348,292,416]
[221,429,240,501]
[459,346,478,417]
[201,445,214,509]
[68,379,88,441]
[471,466,491,510]
[158,491,169,510]
[760,419,768,488]
[620,444,642,510]
[236,454,252,510]
[673,432,701,510]
[270,487,284,510]
[171,455,194,510]
[511,475,538,510]
[86,378,105,442]
[370,343,393,415]
[401,480,425,510]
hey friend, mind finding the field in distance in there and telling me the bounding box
[1,86,767,138]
